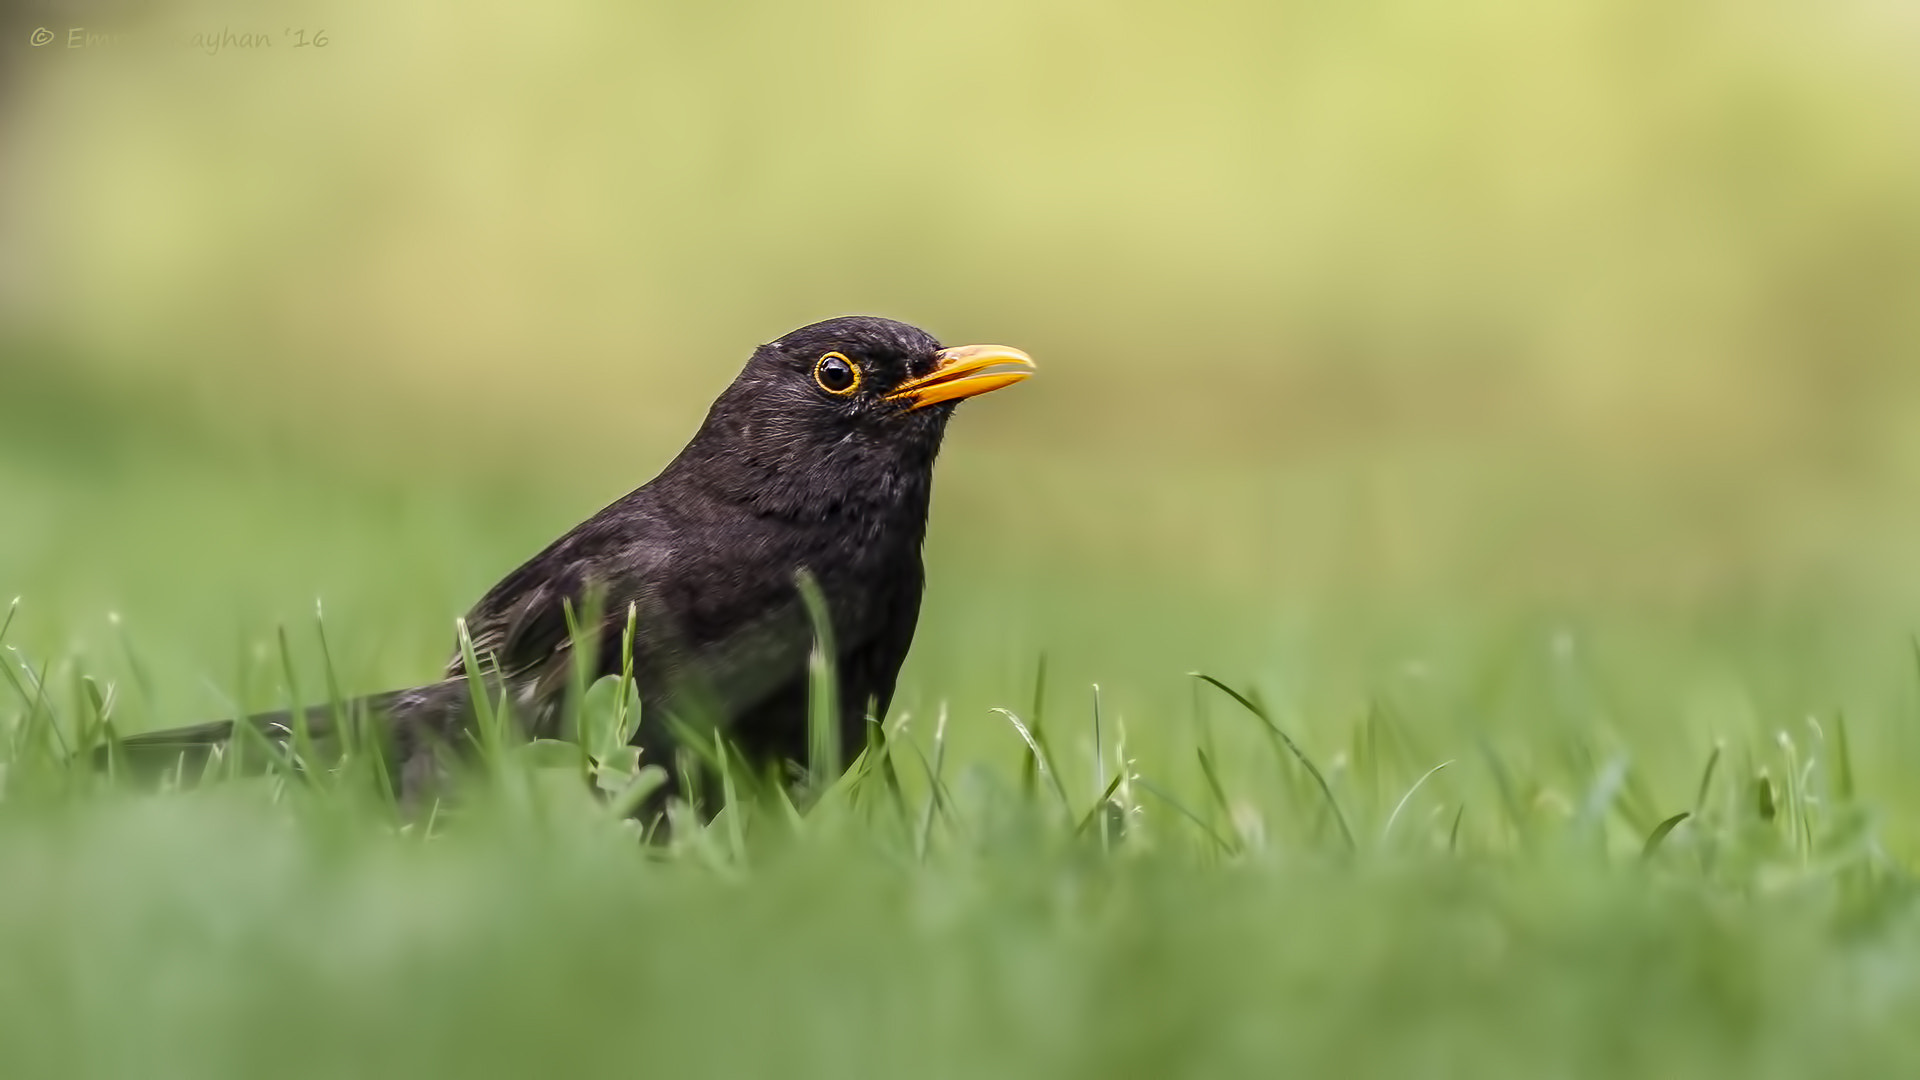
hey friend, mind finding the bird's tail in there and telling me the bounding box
[92,689,411,778]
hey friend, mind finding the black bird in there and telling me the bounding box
[103,316,1035,810]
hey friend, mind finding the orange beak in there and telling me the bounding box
[886,345,1036,410]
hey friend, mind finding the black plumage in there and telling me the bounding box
[103,316,1035,811]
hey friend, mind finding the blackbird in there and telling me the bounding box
[103,316,1035,810]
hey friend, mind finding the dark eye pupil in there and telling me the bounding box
[820,358,855,391]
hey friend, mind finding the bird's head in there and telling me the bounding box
[675,316,1034,521]
[753,314,1033,429]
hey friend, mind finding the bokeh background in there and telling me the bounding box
[5,0,1920,805]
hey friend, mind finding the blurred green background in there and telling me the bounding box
[5,0,1920,792]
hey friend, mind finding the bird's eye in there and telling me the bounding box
[813,352,861,396]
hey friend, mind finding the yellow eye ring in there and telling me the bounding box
[813,351,861,396]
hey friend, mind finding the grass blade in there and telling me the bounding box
[1195,746,1236,841]
[795,570,842,798]
[1693,741,1723,816]
[1072,772,1126,839]
[1382,760,1454,844]
[1020,654,1048,797]
[993,707,1072,818]
[1192,673,1356,852]
[1134,776,1236,855]
[455,616,508,771]
[914,704,952,859]
[1640,811,1691,860]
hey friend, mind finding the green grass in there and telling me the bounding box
[4,619,1920,1080]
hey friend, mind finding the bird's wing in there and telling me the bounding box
[454,566,599,679]
[443,518,829,735]
[445,539,651,699]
